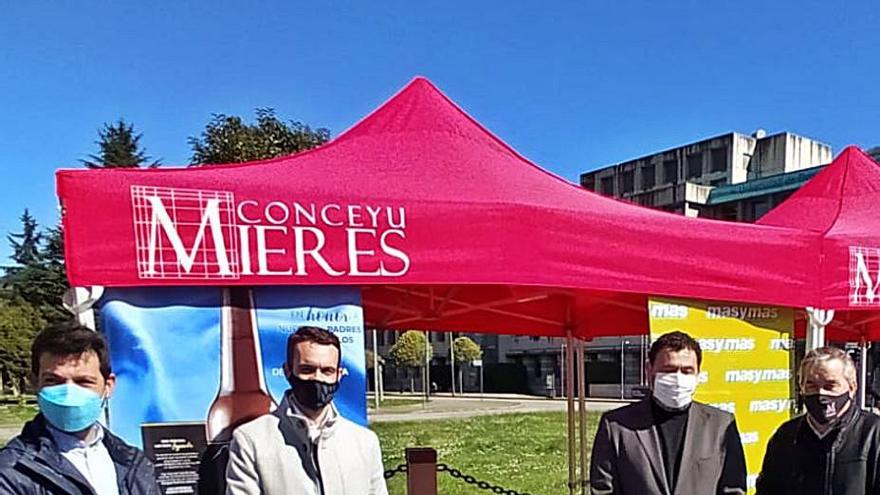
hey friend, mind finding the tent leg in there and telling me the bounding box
[805,307,834,351]
[576,338,588,495]
[373,329,381,409]
[861,338,868,410]
[566,331,576,495]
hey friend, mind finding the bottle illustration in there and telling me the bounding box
[206,287,276,442]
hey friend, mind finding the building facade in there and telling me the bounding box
[579,131,831,216]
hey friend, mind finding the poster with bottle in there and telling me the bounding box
[98,285,366,449]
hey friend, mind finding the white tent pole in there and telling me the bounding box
[565,330,576,495]
[450,332,456,396]
[63,286,104,331]
[805,307,835,351]
[861,337,868,410]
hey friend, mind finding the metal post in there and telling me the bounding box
[560,343,566,398]
[425,332,431,402]
[640,335,647,386]
[861,338,868,410]
[576,339,588,495]
[565,331,576,495]
[479,363,484,400]
[373,329,381,410]
[450,332,456,396]
[619,340,628,400]
[806,307,835,351]
[406,448,437,495]
[63,286,104,331]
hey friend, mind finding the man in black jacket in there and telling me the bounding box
[0,322,160,494]
[756,346,880,495]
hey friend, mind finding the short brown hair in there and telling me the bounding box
[31,321,112,379]
[286,326,341,364]
[649,331,702,367]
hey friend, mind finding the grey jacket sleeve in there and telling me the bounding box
[226,429,261,495]
[368,431,389,495]
[590,413,617,495]
[718,418,747,495]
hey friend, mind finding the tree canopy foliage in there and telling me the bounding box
[188,108,329,165]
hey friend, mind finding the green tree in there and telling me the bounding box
[453,336,483,393]
[7,210,41,267]
[453,336,483,363]
[868,146,880,163]
[188,108,330,165]
[81,119,160,168]
[3,215,68,324]
[0,299,45,396]
[389,330,433,393]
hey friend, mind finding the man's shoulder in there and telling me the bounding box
[232,411,284,442]
[600,400,652,428]
[334,415,379,442]
[0,418,45,467]
[0,436,29,467]
[691,402,735,422]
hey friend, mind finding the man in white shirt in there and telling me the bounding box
[226,326,388,495]
[0,322,160,494]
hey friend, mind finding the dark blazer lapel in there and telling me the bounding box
[674,404,707,495]
[633,400,671,495]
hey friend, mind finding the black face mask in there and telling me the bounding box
[803,392,851,425]
[287,374,340,411]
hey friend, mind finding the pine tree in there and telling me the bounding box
[81,119,160,168]
[7,210,41,267]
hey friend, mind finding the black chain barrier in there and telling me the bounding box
[437,463,534,495]
[384,463,407,480]
[384,460,587,494]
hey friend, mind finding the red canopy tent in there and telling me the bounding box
[56,77,826,493]
[56,77,821,339]
[758,146,880,340]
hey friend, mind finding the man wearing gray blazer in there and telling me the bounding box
[590,331,747,495]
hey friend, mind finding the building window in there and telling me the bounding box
[687,152,703,179]
[663,160,677,183]
[751,200,771,220]
[534,360,542,378]
[581,176,595,191]
[620,171,635,194]
[642,164,656,189]
[600,176,614,195]
[710,147,728,173]
[438,332,446,342]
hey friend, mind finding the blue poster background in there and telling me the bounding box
[99,286,366,448]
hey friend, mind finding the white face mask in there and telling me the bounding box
[653,372,698,410]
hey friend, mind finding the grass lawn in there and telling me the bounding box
[0,403,37,426]
[374,411,601,495]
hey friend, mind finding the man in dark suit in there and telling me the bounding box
[590,331,747,495]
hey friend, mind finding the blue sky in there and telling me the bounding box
[1,1,878,263]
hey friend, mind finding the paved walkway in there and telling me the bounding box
[369,396,631,423]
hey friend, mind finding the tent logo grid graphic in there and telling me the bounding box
[131,185,241,280]
[849,246,880,306]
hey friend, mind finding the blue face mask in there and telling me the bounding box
[37,383,106,433]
